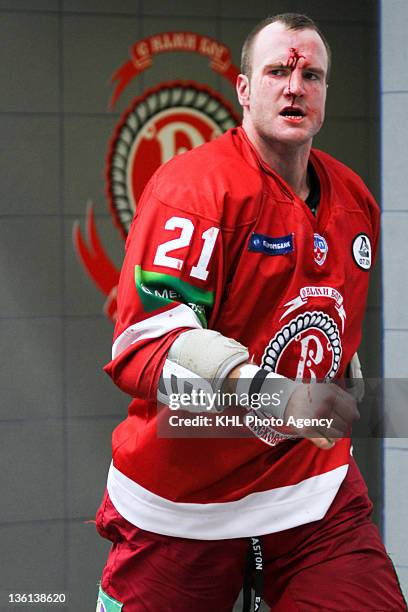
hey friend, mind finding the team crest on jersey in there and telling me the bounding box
[313,233,328,266]
[73,32,240,320]
[246,311,343,447]
[352,233,372,270]
[263,311,342,381]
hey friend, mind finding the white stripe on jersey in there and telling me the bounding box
[112,304,202,359]
[107,461,349,540]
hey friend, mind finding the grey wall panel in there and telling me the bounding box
[0,13,59,113]
[360,306,382,375]
[382,94,408,211]
[66,418,119,519]
[65,317,129,418]
[0,115,60,216]
[144,0,219,17]
[290,0,377,22]
[367,259,381,309]
[0,522,65,594]
[384,449,408,568]
[381,0,408,92]
[0,318,63,420]
[0,0,58,9]
[0,420,65,522]
[323,24,371,119]
[220,0,274,19]
[63,0,140,14]
[63,14,143,114]
[314,118,369,180]
[382,214,408,330]
[384,438,408,450]
[63,115,118,215]
[384,331,408,377]
[0,218,63,317]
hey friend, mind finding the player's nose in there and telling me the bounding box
[284,70,305,97]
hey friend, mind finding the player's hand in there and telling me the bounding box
[282,383,360,450]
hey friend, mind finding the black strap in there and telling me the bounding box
[242,537,264,612]
[248,369,269,398]
[242,549,253,612]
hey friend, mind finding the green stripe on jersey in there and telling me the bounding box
[96,586,123,611]
[134,266,214,327]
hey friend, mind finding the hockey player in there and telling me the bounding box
[96,13,407,612]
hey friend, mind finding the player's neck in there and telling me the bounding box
[267,147,311,201]
[243,125,312,201]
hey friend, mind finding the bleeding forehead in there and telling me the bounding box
[252,22,328,71]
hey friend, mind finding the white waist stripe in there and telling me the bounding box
[107,462,349,540]
[112,304,202,359]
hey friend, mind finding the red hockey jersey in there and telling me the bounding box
[104,127,379,539]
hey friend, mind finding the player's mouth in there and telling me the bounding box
[279,107,305,122]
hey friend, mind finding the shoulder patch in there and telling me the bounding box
[352,233,372,270]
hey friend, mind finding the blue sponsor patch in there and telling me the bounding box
[248,232,294,256]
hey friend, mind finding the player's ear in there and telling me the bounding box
[236,74,250,108]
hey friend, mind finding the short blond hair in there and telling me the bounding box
[241,13,331,81]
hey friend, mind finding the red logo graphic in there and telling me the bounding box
[262,311,342,381]
[73,33,240,321]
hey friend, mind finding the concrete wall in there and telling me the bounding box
[0,1,382,610]
[381,0,408,599]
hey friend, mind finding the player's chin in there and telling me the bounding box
[275,129,313,146]
[274,119,309,133]
[278,117,322,139]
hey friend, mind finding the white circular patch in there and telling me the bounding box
[352,233,372,270]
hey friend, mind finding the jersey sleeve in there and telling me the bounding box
[103,172,227,402]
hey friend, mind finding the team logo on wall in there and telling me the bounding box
[108,83,238,238]
[73,32,240,319]
[352,233,372,270]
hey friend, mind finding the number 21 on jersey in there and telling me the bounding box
[153,216,219,281]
